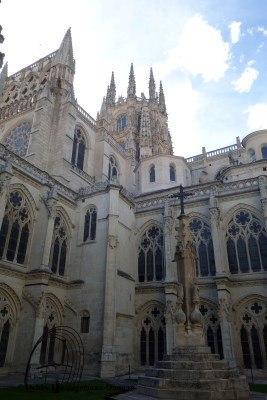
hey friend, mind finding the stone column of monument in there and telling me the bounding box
[259,175,267,229]
[0,162,13,227]
[173,212,204,346]
[163,197,177,354]
[100,185,120,378]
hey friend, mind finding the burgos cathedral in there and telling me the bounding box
[0,29,266,378]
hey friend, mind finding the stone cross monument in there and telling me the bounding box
[138,186,250,400]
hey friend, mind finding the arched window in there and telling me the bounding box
[0,320,10,368]
[49,215,69,276]
[116,114,127,132]
[138,226,164,282]
[200,303,224,360]
[108,156,118,181]
[261,145,267,159]
[83,206,97,242]
[149,165,155,182]
[189,219,216,277]
[239,301,266,370]
[139,305,165,367]
[71,128,86,170]
[248,148,256,162]
[226,210,267,274]
[169,164,176,181]
[0,190,32,264]
[4,123,31,157]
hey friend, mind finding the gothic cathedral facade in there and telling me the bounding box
[0,29,266,377]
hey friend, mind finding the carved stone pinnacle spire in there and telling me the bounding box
[127,63,136,98]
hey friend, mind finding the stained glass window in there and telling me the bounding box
[261,146,267,159]
[83,207,97,242]
[138,226,164,282]
[71,128,85,170]
[226,210,267,274]
[189,218,216,277]
[0,191,31,264]
[5,123,31,157]
[49,215,68,276]
[116,114,127,132]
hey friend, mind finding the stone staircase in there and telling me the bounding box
[138,346,250,400]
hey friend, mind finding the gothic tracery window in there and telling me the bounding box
[71,128,86,170]
[200,303,224,359]
[49,216,69,276]
[83,206,97,241]
[0,190,32,265]
[138,226,164,282]
[189,219,216,277]
[4,123,31,157]
[239,301,267,370]
[0,292,13,368]
[226,210,267,274]
[139,305,165,367]
[108,156,118,181]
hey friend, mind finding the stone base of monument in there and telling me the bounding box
[138,346,249,400]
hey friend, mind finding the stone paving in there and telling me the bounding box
[0,372,266,399]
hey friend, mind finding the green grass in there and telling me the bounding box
[0,380,133,400]
[249,383,267,393]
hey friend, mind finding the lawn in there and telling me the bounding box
[0,380,133,400]
[249,384,267,393]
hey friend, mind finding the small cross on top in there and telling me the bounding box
[251,302,262,314]
[48,313,55,322]
[169,185,193,216]
[151,307,160,318]
[0,306,8,317]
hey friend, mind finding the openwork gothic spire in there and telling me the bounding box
[149,67,156,100]
[106,71,116,105]
[139,99,152,158]
[127,63,136,98]
[159,81,167,116]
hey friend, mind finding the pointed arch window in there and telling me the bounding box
[226,210,267,274]
[49,215,69,276]
[116,114,127,132]
[84,207,97,242]
[4,123,31,157]
[239,303,266,370]
[80,311,90,333]
[139,306,165,367]
[169,164,176,181]
[149,165,155,182]
[189,218,216,277]
[138,226,164,282]
[108,156,118,181]
[71,128,86,170]
[200,304,224,360]
[0,190,32,265]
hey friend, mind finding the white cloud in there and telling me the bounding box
[232,64,259,93]
[247,28,254,36]
[229,21,242,44]
[154,14,230,82]
[245,103,267,131]
[258,26,267,36]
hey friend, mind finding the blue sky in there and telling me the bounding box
[1,0,267,157]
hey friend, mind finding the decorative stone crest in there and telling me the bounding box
[108,235,118,249]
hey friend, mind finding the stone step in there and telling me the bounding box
[171,345,212,355]
[155,359,229,370]
[139,375,248,391]
[159,352,220,362]
[138,385,250,400]
[145,367,237,380]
